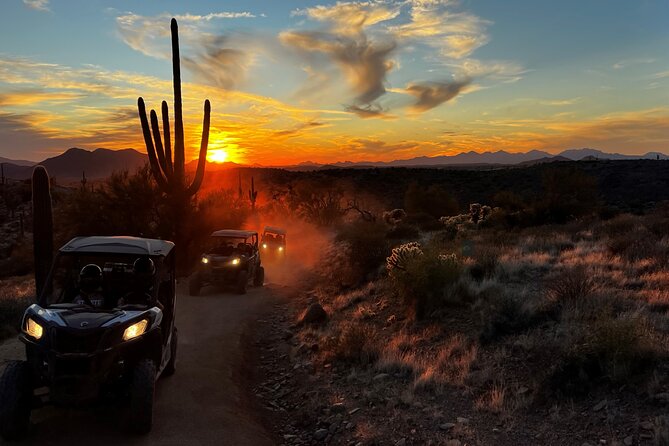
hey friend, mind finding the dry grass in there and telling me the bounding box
[475,383,506,413]
[0,275,34,340]
[295,208,669,433]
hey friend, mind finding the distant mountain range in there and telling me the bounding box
[317,148,669,168]
[0,147,666,180]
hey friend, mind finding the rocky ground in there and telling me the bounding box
[252,286,669,446]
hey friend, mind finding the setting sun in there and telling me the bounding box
[207,149,228,164]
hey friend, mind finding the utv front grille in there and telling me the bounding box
[54,357,91,376]
[52,330,104,354]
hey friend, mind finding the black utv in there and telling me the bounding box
[261,226,286,261]
[189,230,264,295]
[0,236,178,439]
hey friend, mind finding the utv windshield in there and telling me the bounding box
[207,236,254,256]
[262,233,285,244]
[45,253,161,309]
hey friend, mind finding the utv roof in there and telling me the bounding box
[211,229,257,238]
[263,226,286,235]
[60,236,175,256]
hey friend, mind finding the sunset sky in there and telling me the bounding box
[0,0,668,164]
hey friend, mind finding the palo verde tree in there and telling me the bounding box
[137,18,211,263]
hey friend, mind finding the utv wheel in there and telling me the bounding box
[236,271,248,295]
[189,272,201,296]
[254,266,265,287]
[128,359,156,434]
[163,327,178,377]
[0,361,32,440]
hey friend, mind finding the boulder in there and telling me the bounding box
[299,303,328,325]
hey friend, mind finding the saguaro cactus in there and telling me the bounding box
[80,171,87,192]
[138,18,210,197]
[249,176,258,211]
[137,18,211,254]
[238,171,243,200]
[32,166,53,298]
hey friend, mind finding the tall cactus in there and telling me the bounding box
[249,176,258,211]
[237,171,243,201]
[138,18,210,196]
[137,18,210,257]
[80,170,87,192]
[32,166,53,298]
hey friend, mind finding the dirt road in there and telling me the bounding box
[0,282,282,446]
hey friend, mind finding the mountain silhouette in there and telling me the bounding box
[0,147,666,180]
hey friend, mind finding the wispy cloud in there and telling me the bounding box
[281,30,396,106]
[390,0,490,59]
[22,0,50,12]
[281,0,522,116]
[344,104,394,119]
[612,58,656,69]
[116,11,258,90]
[405,78,472,113]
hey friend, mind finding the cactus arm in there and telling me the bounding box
[161,100,173,175]
[149,109,169,174]
[186,99,211,196]
[138,97,170,191]
[171,18,185,185]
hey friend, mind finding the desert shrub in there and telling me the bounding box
[469,203,492,224]
[388,243,461,318]
[439,213,472,234]
[607,226,657,261]
[0,240,33,278]
[469,248,500,282]
[0,276,34,340]
[323,322,377,364]
[60,166,166,240]
[545,265,598,310]
[477,294,547,344]
[382,208,407,225]
[403,211,444,231]
[550,316,658,395]
[404,182,459,219]
[534,167,598,224]
[595,213,640,239]
[492,190,525,212]
[292,186,347,226]
[386,222,420,240]
[336,220,391,284]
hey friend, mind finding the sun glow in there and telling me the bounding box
[207,149,228,164]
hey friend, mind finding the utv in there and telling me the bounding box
[189,230,264,296]
[261,226,286,261]
[0,236,178,439]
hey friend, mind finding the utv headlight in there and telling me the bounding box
[123,319,148,341]
[262,243,267,249]
[231,258,240,265]
[201,257,209,264]
[25,318,43,340]
[278,246,284,252]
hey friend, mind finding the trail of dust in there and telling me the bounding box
[243,214,334,288]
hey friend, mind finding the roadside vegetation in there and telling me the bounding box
[2,160,669,443]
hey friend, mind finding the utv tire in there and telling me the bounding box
[163,327,178,377]
[254,266,265,287]
[189,272,201,296]
[236,271,248,295]
[128,359,156,435]
[0,361,32,441]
